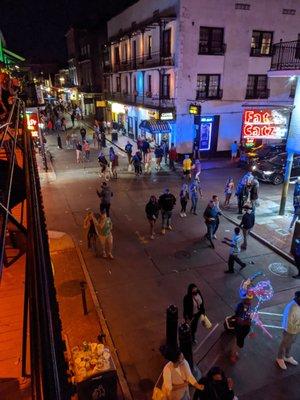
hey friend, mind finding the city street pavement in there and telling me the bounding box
[40,125,300,400]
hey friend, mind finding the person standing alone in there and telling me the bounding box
[145,195,160,239]
[158,188,176,235]
[183,283,206,344]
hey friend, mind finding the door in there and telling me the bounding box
[162,29,171,57]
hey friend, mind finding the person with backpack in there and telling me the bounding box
[145,195,160,239]
[158,188,176,235]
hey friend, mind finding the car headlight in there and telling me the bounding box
[264,171,273,175]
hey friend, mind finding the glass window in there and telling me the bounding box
[251,31,273,56]
[246,75,268,98]
[199,27,224,54]
[162,29,171,57]
[161,74,170,98]
[196,74,221,99]
[147,36,152,59]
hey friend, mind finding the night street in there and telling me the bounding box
[41,126,300,399]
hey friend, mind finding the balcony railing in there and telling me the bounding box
[245,88,270,99]
[196,89,223,100]
[271,40,300,71]
[198,43,226,56]
[105,51,175,73]
[105,92,175,109]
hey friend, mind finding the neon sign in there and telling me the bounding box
[242,109,290,139]
[26,112,39,137]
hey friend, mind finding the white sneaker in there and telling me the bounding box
[213,234,217,239]
[284,356,298,365]
[183,213,187,217]
[180,213,184,218]
[276,358,287,370]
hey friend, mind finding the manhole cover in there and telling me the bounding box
[268,262,289,277]
[174,250,191,259]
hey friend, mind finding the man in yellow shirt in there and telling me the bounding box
[182,155,192,179]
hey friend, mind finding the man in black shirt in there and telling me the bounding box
[239,205,255,250]
[158,188,176,235]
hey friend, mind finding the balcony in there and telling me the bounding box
[105,92,175,110]
[245,88,270,99]
[270,40,300,71]
[106,51,175,73]
[196,89,223,100]
[198,43,226,56]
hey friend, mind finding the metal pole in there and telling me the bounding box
[166,304,178,351]
[279,151,294,215]
[80,281,88,315]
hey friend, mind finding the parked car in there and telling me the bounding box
[239,143,286,168]
[252,153,300,185]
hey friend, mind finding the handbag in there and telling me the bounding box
[200,314,212,330]
[152,372,167,400]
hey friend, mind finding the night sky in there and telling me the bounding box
[1,0,136,65]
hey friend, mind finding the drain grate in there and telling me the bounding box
[174,250,191,259]
[268,262,289,277]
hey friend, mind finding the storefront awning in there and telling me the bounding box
[139,119,171,134]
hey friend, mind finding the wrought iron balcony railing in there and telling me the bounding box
[105,92,175,109]
[270,40,300,71]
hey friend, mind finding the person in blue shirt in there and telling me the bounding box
[231,140,238,161]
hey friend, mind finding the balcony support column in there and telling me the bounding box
[142,71,145,104]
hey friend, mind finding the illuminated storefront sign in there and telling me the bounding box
[96,100,106,107]
[242,109,290,139]
[189,104,201,115]
[26,112,39,137]
[111,102,126,114]
[160,112,174,120]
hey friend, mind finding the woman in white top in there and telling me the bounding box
[162,350,203,400]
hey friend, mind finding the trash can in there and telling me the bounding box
[111,130,118,142]
[77,369,118,400]
[291,221,300,256]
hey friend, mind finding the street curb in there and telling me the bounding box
[74,244,133,400]
[222,213,296,266]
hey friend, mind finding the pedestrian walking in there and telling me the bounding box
[162,140,169,165]
[83,140,90,161]
[179,183,189,217]
[169,143,177,171]
[57,131,62,149]
[236,174,252,214]
[224,227,246,273]
[292,238,300,279]
[109,147,118,179]
[239,205,255,250]
[61,117,67,132]
[125,141,133,165]
[190,180,203,215]
[98,152,109,180]
[80,127,87,141]
[183,283,206,344]
[183,155,192,180]
[212,195,222,238]
[83,210,98,249]
[224,177,234,207]
[144,149,152,174]
[76,141,83,163]
[276,291,300,370]
[142,138,150,162]
[93,120,100,148]
[231,140,238,161]
[162,349,204,400]
[66,131,71,148]
[71,110,75,127]
[158,188,176,235]
[96,182,113,217]
[145,195,160,239]
[193,159,202,181]
[155,145,164,171]
[137,136,143,153]
[132,151,142,175]
[250,179,259,211]
[203,201,216,249]
[230,296,252,363]
[95,211,114,259]
[100,128,106,148]
[289,178,300,232]
[193,366,235,400]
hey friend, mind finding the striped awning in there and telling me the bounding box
[139,119,171,134]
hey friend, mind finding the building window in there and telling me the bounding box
[114,47,120,64]
[251,31,273,56]
[116,76,121,92]
[162,29,171,57]
[196,74,221,99]
[147,75,152,96]
[147,36,152,59]
[246,75,269,99]
[161,74,170,99]
[199,27,225,55]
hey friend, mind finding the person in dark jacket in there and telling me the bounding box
[183,283,205,343]
[132,151,142,175]
[239,204,255,250]
[145,196,160,239]
[158,188,176,234]
[293,238,300,279]
[96,182,113,217]
[141,139,150,162]
[125,141,133,164]
[203,201,216,249]
[155,145,164,171]
[193,366,235,400]
[80,127,87,141]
